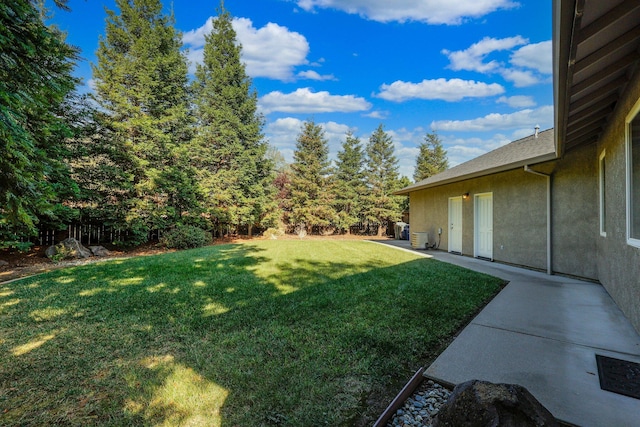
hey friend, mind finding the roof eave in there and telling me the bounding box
[394,151,558,195]
[553,0,577,159]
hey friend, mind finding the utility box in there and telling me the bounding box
[411,232,429,249]
[394,222,408,240]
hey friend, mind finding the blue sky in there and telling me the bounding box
[49,0,553,179]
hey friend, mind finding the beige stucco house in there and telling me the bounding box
[397,0,640,333]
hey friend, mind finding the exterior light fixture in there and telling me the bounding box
[463,192,470,199]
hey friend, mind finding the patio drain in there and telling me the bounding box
[595,354,640,400]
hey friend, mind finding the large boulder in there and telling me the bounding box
[46,238,92,260]
[89,245,111,257]
[433,380,558,427]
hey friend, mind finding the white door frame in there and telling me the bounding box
[448,196,463,253]
[474,192,493,260]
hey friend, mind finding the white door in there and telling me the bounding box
[448,197,463,253]
[475,193,493,259]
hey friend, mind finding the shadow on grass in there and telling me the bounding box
[0,241,503,426]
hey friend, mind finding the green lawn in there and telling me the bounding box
[0,240,503,426]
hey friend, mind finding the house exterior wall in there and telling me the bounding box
[550,143,599,279]
[408,143,601,281]
[409,168,549,270]
[595,69,640,333]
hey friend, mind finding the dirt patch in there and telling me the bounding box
[0,234,393,283]
[0,243,173,283]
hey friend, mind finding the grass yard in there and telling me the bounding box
[0,240,504,426]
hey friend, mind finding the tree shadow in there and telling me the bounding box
[0,241,503,426]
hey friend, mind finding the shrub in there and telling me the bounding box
[162,225,212,249]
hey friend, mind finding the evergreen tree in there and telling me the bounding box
[333,131,366,234]
[91,0,197,243]
[65,98,135,235]
[263,146,291,229]
[364,124,402,237]
[289,120,336,233]
[0,0,78,249]
[397,175,411,216]
[414,131,448,182]
[191,2,272,237]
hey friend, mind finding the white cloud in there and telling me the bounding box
[443,132,521,166]
[510,40,552,74]
[380,127,424,179]
[265,120,424,178]
[500,68,541,87]
[376,78,504,102]
[182,17,213,48]
[86,78,97,93]
[294,0,518,25]
[296,70,337,81]
[259,88,372,114]
[363,110,390,119]
[431,105,553,132]
[442,36,528,72]
[496,95,536,108]
[442,37,552,87]
[264,117,352,163]
[183,17,310,80]
[446,145,491,167]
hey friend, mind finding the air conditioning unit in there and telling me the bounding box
[411,232,429,249]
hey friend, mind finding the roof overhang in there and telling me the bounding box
[554,0,640,156]
[394,151,557,195]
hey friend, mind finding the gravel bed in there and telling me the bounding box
[386,379,452,427]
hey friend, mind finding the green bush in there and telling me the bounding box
[162,225,212,249]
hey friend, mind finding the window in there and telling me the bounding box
[599,150,606,237]
[626,99,640,247]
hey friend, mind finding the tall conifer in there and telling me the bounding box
[333,131,366,234]
[0,0,78,248]
[414,131,448,182]
[289,120,336,233]
[91,0,196,242]
[191,2,272,236]
[364,124,402,236]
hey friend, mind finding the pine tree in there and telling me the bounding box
[0,0,78,248]
[91,0,197,243]
[364,124,402,237]
[191,2,272,237]
[414,131,449,182]
[333,131,366,234]
[289,120,336,233]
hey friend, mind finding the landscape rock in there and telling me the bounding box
[89,246,111,257]
[433,380,558,427]
[46,238,92,260]
[0,260,9,267]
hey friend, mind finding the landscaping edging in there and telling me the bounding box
[374,369,456,427]
[373,368,425,426]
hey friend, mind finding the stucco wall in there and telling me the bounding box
[550,143,599,279]
[408,150,603,281]
[595,69,640,334]
[409,168,548,270]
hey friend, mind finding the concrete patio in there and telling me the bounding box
[377,240,640,427]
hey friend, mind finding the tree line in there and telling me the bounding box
[0,0,447,249]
